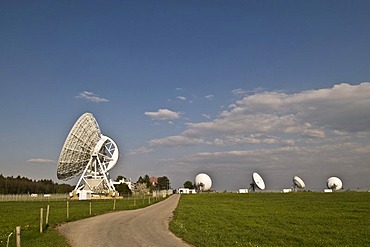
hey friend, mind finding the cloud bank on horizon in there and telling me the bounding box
[132,82,370,189]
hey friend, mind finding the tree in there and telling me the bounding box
[136,174,151,188]
[133,183,148,196]
[115,175,125,182]
[157,176,170,190]
[115,183,132,196]
[184,180,194,189]
[144,174,150,187]
[137,176,144,183]
[0,175,74,194]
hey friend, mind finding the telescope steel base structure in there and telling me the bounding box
[74,152,116,195]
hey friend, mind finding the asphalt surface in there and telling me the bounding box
[58,194,191,247]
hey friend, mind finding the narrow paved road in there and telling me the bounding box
[58,194,191,247]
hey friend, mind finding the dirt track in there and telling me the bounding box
[58,194,191,247]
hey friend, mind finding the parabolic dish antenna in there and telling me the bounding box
[293,176,305,190]
[194,173,212,192]
[250,172,265,192]
[327,177,343,191]
[57,113,119,195]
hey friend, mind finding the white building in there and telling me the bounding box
[112,177,133,191]
[177,188,196,194]
[79,190,92,200]
[282,189,292,193]
[238,189,249,193]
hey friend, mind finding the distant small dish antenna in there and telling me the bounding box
[293,176,305,191]
[57,113,119,196]
[327,177,343,191]
[194,173,212,192]
[249,172,265,192]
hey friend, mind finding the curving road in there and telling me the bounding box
[58,194,191,247]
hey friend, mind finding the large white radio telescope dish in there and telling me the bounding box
[293,176,305,189]
[57,113,119,195]
[194,173,212,192]
[249,172,265,192]
[327,177,343,191]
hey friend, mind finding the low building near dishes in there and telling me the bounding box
[238,189,249,193]
[177,188,196,194]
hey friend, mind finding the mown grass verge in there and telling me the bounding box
[0,196,164,247]
[170,192,370,247]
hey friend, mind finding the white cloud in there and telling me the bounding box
[178,142,370,170]
[144,109,180,120]
[202,114,212,119]
[232,87,266,97]
[184,113,325,140]
[149,136,205,147]
[128,147,153,155]
[212,134,295,146]
[27,158,56,164]
[231,88,246,96]
[176,96,186,101]
[148,83,370,149]
[205,95,214,100]
[230,82,370,133]
[75,91,109,103]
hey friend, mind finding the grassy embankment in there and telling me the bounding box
[170,192,370,247]
[0,196,162,247]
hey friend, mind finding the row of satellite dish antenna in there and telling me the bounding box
[57,113,343,196]
[194,172,343,192]
[248,173,344,192]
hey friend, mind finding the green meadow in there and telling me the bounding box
[2,193,369,247]
[170,192,370,247]
[0,196,161,247]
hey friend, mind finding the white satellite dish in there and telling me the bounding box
[293,176,305,190]
[194,173,212,192]
[249,172,265,192]
[57,113,119,195]
[327,177,343,191]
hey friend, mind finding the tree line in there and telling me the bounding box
[136,174,170,191]
[113,174,171,196]
[0,174,74,194]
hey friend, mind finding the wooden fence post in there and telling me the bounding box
[46,205,50,225]
[89,202,92,215]
[40,208,43,233]
[16,226,21,247]
[66,201,69,219]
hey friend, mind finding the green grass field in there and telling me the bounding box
[2,193,369,247]
[170,192,370,247]
[0,196,162,247]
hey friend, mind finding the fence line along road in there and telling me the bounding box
[0,194,68,202]
[59,194,191,247]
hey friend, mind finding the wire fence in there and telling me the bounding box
[0,190,173,202]
[0,194,68,202]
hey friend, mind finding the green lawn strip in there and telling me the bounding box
[169,192,370,247]
[0,196,164,247]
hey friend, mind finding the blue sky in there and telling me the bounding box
[1,0,370,191]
